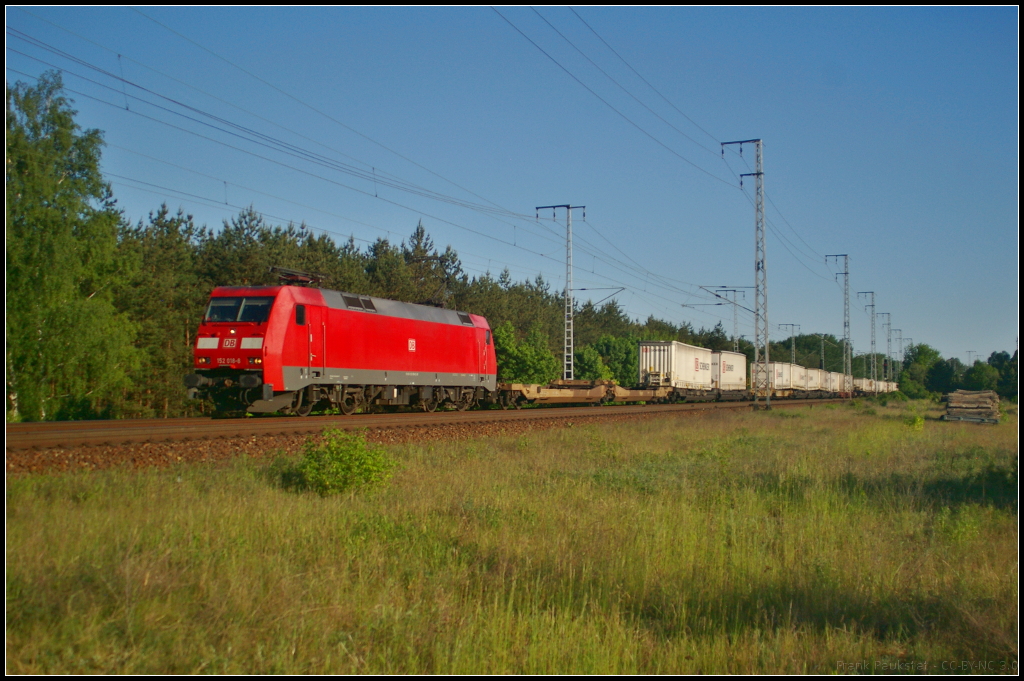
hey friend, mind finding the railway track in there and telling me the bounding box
[6,399,845,451]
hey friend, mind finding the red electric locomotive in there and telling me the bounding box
[184,282,497,416]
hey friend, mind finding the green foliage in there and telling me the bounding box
[962,361,999,392]
[493,320,560,384]
[904,414,925,431]
[898,376,931,399]
[592,335,638,386]
[117,206,206,418]
[276,430,397,496]
[927,357,967,393]
[573,345,612,381]
[905,343,942,368]
[6,72,138,421]
[987,350,1018,399]
[573,300,632,347]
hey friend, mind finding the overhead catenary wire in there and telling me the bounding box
[488,10,836,294]
[8,19,815,313]
[5,64,785,340]
[6,32,536,222]
[6,18,866,338]
[6,25,586,263]
[567,6,722,148]
[128,7,532,225]
[491,7,738,189]
[722,140,828,264]
[530,7,721,157]
[103,144,577,287]
[4,54,571,258]
[15,56,712,327]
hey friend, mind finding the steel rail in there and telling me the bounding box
[6,399,846,451]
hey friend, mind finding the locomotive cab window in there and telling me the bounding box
[238,297,274,323]
[485,330,491,345]
[295,304,306,326]
[205,296,274,323]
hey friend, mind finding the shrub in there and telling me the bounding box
[303,430,397,496]
[270,430,397,496]
[904,415,925,431]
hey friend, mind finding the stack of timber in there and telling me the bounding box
[942,390,1000,424]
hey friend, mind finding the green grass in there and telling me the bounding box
[6,400,1018,673]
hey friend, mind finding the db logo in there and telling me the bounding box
[408,338,416,352]
[223,338,237,348]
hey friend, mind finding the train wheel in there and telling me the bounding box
[421,397,439,413]
[455,389,475,411]
[290,390,313,417]
[339,392,359,415]
[498,392,513,410]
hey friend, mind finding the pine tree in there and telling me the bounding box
[117,205,205,417]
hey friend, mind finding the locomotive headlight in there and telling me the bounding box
[198,356,211,365]
[248,357,262,365]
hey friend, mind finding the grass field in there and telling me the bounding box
[6,399,1018,673]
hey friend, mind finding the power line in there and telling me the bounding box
[567,7,722,147]
[7,26,597,270]
[491,7,737,188]
[13,8,400,183]
[531,7,720,157]
[7,22,841,335]
[11,62,711,330]
[129,7,528,224]
[9,17,824,313]
[722,137,827,263]
[6,31,536,222]
[4,53,570,261]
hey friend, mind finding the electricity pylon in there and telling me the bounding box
[537,204,585,380]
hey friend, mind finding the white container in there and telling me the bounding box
[768,362,794,390]
[639,341,713,390]
[712,351,747,391]
[806,368,824,392]
[854,378,877,393]
[828,372,843,392]
[792,364,809,391]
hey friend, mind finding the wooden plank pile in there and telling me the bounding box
[942,390,1000,424]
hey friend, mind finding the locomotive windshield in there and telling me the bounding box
[204,296,275,323]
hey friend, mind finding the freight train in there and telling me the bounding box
[184,282,896,416]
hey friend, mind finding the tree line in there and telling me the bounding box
[6,73,1017,421]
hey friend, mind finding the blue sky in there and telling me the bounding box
[6,7,1018,362]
